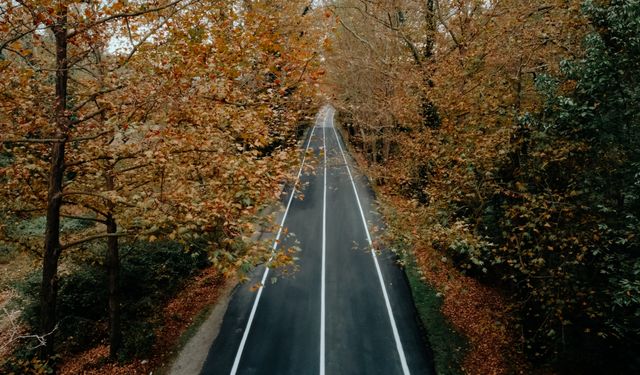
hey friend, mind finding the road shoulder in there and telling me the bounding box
[167,277,237,375]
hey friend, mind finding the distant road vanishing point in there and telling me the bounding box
[201,105,435,375]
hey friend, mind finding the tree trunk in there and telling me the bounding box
[359,127,367,157]
[383,129,391,162]
[371,133,378,164]
[424,0,435,60]
[39,5,69,360]
[420,0,440,128]
[106,214,121,358]
[39,141,64,359]
[103,165,122,358]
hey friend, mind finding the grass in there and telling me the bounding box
[403,253,468,375]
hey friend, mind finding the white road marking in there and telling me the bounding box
[327,108,411,375]
[229,114,320,375]
[320,112,328,375]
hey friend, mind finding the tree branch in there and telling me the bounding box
[117,162,151,174]
[70,108,106,126]
[1,307,58,351]
[110,4,186,71]
[61,231,131,250]
[67,0,184,39]
[335,15,375,51]
[71,85,125,112]
[62,191,109,201]
[69,129,111,142]
[0,25,42,54]
[1,47,39,69]
[61,214,107,224]
[62,200,108,218]
[288,52,317,90]
[62,191,137,208]
[1,137,66,143]
[202,96,251,107]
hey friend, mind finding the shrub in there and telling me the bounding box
[450,2,640,371]
[119,321,156,360]
[6,239,210,368]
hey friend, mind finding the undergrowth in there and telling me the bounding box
[2,239,210,372]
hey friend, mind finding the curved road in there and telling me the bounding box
[201,106,435,375]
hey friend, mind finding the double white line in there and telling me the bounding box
[230,106,410,375]
[320,108,328,375]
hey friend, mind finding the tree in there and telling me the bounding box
[492,1,640,369]
[1,0,192,359]
[2,0,323,361]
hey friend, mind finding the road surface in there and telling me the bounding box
[201,106,434,375]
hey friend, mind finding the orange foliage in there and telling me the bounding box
[380,190,524,375]
[326,0,590,373]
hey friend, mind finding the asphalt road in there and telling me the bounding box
[201,106,435,375]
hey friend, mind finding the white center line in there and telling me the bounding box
[320,111,328,375]
[328,108,411,375]
[229,114,320,375]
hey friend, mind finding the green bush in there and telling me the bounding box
[120,240,209,303]
[119,321,156,360]
[0,151,13,168]
[8,216,95,238]
[14,267,108,353]
[2,356,53,375]
[0,244,13,264]
[448,1,640,372]
[6,239,210,368]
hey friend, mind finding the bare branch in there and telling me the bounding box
[1,307,58,351]
[67,48,93,69]
[287,52,317,91]
[69,130,111,142]
[1,47,39,69]
[60,214,107,224]
[116,162,151,174]
[62,200,108,218]
[1,138,65,143]
[72,85,126,113]
[61,231,131,250]
[61,191,136,208]
[202,96,252,107]
[67,0,184,39]
[0,25,42,54]
[171,148,220,154]
[69,108,106,126]
[66,155,114,168]
[66,152,140,170]
[62,191,109,200]
[111,3,187,71]
[434,0,464,52]
[334,15,375,51]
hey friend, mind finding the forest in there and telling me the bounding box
[1,0,323,373]
[326,0,639,374]
[1,0,639,374]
